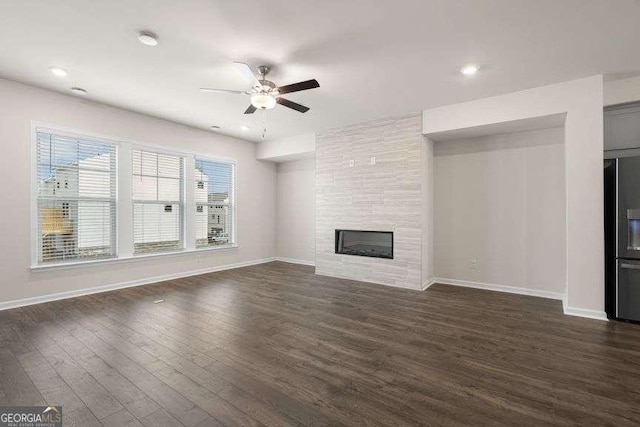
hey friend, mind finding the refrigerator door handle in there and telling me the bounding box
[620,262,640,270]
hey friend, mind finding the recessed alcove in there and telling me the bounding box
[424,113,567,298]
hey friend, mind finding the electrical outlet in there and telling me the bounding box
[469,259,478,270]
[349,159,355,167]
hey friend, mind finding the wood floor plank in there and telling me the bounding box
[0,322,36,355]
[65,305,314,426]
[139,408,186,427]
[39,314,214,427]
[64,297,341,426]
[151,365,265,427]
[105,282,533,424]
[0,261,639,426]
[63,404,103,427]
[16,323,124,420]
[100,408,144,427]
[85,292,409,426]
[0,348,46,406]
[17,350,86,413]
[38,319,161,419]
[71,270,624,424]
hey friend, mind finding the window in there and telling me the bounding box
[132,149,184,254]
[33,127,238,268]
[194,158,235,247]
[36,130,117,264]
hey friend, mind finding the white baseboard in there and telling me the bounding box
[562,298,608,321]
[421,279,436,290]
[0,257,276,312]
[432,277,565,301]
[275,257,316,267]
[434,277,607,321]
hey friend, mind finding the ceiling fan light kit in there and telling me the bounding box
[250,93,276,109]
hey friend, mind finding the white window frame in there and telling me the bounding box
[30,123,238,271]
[31,125,120,267]
[193,155,237,248]
[131,147,186,255]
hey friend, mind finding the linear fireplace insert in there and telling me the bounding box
[335,230,393,259]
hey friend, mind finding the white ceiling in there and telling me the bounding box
[1,0,639,143]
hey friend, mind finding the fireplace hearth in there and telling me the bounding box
[335,230,393,259]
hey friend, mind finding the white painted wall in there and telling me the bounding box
[604,103,640,152]
[604,75,640,106]
[434,127,566,295]
[423,75,604,317]
[256,133,315,162]
[275,159,316,264]
[0,77,276,305]
[421,137,435,286]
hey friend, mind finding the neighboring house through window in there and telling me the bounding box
[132,149,184,254]
[35,129,117,264]
[194,157,235,248]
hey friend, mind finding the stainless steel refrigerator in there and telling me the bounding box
[605,156,640,322]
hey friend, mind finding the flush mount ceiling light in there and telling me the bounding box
[138,31,158,46]
[460,64,479,76]
[250,93,276,110]
[49,67,68,77]
[71,87,87,95]
[210,125,220,130]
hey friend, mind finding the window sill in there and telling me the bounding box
[30,244,239,272]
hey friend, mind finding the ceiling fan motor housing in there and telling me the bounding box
[258,79,276,92]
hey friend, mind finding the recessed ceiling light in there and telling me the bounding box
[240,125,250,131]
[49,67,68,77]
[460,64,479,76]
[138,31,158,46]
[71,87,87,95]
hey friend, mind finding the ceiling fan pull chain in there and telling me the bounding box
[262,109,268,141]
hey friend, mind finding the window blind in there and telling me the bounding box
[36,130,117,264]
[132,149,184,254]
[194,158,235,248]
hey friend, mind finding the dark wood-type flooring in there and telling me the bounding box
[1,261,640,426]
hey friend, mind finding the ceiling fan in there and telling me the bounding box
[200,62,319,114]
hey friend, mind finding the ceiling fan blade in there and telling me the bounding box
[244,105,257,114]
[276,79,319,95]
[200,88,248,95]
[233,62,261,89]
[276,97,310,113]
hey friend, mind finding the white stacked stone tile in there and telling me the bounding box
[315,112,424,290]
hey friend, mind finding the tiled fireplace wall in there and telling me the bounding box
[315,112,425,289]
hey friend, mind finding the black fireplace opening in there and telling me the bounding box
[335,230,393,259]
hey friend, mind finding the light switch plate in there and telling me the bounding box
[370,156,376,165]
[349,159,355,167]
